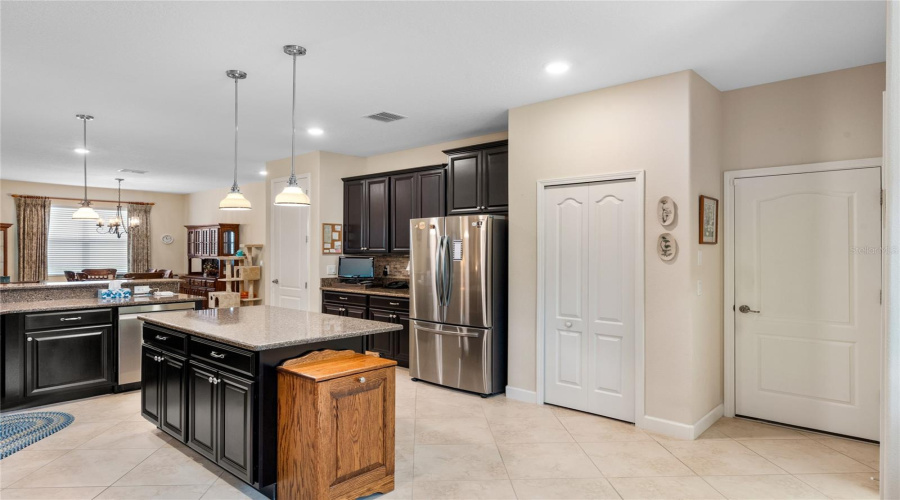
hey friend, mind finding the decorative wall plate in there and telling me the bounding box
[657,196,676,227]
[161,234,174,245]
[658,233,677,261]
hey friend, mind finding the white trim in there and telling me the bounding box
[269,174,312,311]
[723,158,883,418]
[505,386,538,404]
[641,404,724,441]
[535,170,646,425]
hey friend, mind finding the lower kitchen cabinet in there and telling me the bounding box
[25,324,114,398]
[141,344,187,442]
[323,292,410,367]
[187,360,255,483]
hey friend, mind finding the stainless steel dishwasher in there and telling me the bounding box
[118,302,197,388]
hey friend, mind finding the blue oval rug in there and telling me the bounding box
[0,412,74,459]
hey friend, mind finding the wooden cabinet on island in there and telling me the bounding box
[137,306,402,499]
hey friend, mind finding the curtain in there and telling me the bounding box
[127,203,152,272]
[15,196,51,282]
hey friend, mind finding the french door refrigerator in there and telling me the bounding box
[409,214,507,396]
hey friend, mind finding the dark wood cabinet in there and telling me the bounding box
[179,276,225,309]
[416,169,446,219]
[187,360,254,483]
[445,141,508,215]
[365,309,395,359]
[142,344,187,442]
[25,324,114,398]
[393,311,410,367]
[186,224,240,259]
[323,292,409,367]
[390,168,446,252]
[344,177,389,254]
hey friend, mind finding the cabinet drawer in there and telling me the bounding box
[25,308,112,331]
[190,338,255,377]
[322,291,367,307]
[369,296,409,311]
[143,324,188,355]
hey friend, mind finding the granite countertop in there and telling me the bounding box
[320,285,410,298]
[139,305,403,351]
[0,294,204,315]
[0,278,184,291]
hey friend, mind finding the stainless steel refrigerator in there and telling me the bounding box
[409,214,507,396]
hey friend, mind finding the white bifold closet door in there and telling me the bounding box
[544,180,636,422]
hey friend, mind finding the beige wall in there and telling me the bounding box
[509,71,698,424]
[0,179,187,281]
[722,63,885,170]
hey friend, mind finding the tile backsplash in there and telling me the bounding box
[375,254,410,279]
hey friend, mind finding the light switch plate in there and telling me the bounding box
[327,265,337,276]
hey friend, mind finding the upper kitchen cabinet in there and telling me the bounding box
[344,165,445,254]
[444,140,508,215]
[186,224,240,258]
[343,177,389,254]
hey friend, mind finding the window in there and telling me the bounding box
[47,205,128,276]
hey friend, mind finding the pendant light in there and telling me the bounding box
[97,178,140,238]
[274,45,311,207]
[219,70,252,210]
[72,114,100,220]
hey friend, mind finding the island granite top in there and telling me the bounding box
[138,305,402,351]
[0,294,204,315]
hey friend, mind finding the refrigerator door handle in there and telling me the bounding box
[443,234,453,306]
[416,326,481,338]
[435,235,445,306]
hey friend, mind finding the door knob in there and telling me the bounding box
[272,279,279,284]
[359,377,366,383]
[739,305,760,314]
[565,321,573,328]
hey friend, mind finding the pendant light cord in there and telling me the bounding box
[289,52,297,186]
[82,118,88,204]
[232,76,240,192]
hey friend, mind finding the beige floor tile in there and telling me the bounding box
[78,420,173,450]
[23,421,118,450]
[661,440,785,476]
[481,398,557,421]
[357,480,412,499]
[395,418,415,443]
[415,397,485,419]
[113,447,222,486]
[649,429,731,442]
[395,397,416,419]
[63,397,143,422]
[512,478,621,499]
[95,484,209,499]
[413,444,507,481]
[558,416,651,443]
[489,416,573,444]
[9,449,154,488]
[795,472,880,499]
[580,441,694,478]
[710,418,808,440]
[415,383,483,401]
[395,441,415,482]
[498,442,601,480]
[412,480,517,499]
[547,404,592,418]
[703,475,828,499]
[415,418,494,445]
[740,439,874,474]
[0,449,69,486]
[608,477,723,499]
[813,436,880,470]
[0,487,106,499]
[199,474,268,499]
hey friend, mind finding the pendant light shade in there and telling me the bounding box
[73,114,100,220]
[219,70,251,211]
[274,45,311,207]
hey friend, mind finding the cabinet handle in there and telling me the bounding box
[338,297,348,301]
[213,378,220,385]
[60,317,82,322]
[339,307,346,312]
[209,351,226,359]
[389,302,400,306]
[208,376,214,383]
[359,377,366,383]
[27,337,33,342]
[157,356,164,362]
[155,335,168,341]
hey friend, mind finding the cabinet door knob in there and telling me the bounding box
[272,279,279,284]
[27,337,33,342]
[208,376,214,383]
[214,378,220,385]
[359,377,366,383]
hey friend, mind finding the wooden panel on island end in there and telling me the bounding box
[277,350,396,500]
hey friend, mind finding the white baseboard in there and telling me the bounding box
[637,404,724,440]
[505,386,538,404]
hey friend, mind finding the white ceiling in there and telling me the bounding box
[0,1,886,194]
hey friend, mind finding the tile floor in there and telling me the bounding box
[0,368,881,499]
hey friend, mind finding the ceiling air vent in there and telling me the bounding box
[117,168,148,174]
[365,111,407,123]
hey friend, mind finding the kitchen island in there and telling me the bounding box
[137,305,402,498]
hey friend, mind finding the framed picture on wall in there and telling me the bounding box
[699,195,718,244]
[322,223,343,254]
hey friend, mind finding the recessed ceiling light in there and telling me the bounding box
[544,61,570,75]
[259,170,267,176]
[307,127,324,136]
[74,148,90,154]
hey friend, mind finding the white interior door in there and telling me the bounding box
[544,180,636,422]
[735,167,881,440]
[270,176,310,310]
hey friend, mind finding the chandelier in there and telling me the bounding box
[97,178,140,238]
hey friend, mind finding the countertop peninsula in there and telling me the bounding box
[139,305,402,351]
[0,293,204,315]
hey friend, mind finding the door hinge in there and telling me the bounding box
[305,282,308,289]
[306,235,309,243]
[881,189,885,206]
[880,290,882,305]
